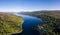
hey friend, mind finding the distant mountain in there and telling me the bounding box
[18,10,60,15]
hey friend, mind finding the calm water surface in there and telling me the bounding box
[12,14,42,35]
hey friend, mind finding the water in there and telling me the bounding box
[12,14,42,35]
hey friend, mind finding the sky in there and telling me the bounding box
[0,0,60,12]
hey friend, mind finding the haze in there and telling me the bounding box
[0,0,60,12]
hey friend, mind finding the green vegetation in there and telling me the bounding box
[0,13,24,35]
[33,12,60,35]
[36,14,60,35]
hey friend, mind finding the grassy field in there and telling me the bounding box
[0,13,24,35]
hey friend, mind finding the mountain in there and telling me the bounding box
[18,10,60,16]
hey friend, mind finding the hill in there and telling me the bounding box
[0,13,24,35]
[18,10,60,15]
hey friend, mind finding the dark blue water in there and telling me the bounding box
[12,14,42,35]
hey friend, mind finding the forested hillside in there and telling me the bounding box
[36,14,60,35]
[0,13,24,35]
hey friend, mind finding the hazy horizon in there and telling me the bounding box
[0,0,60,12]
